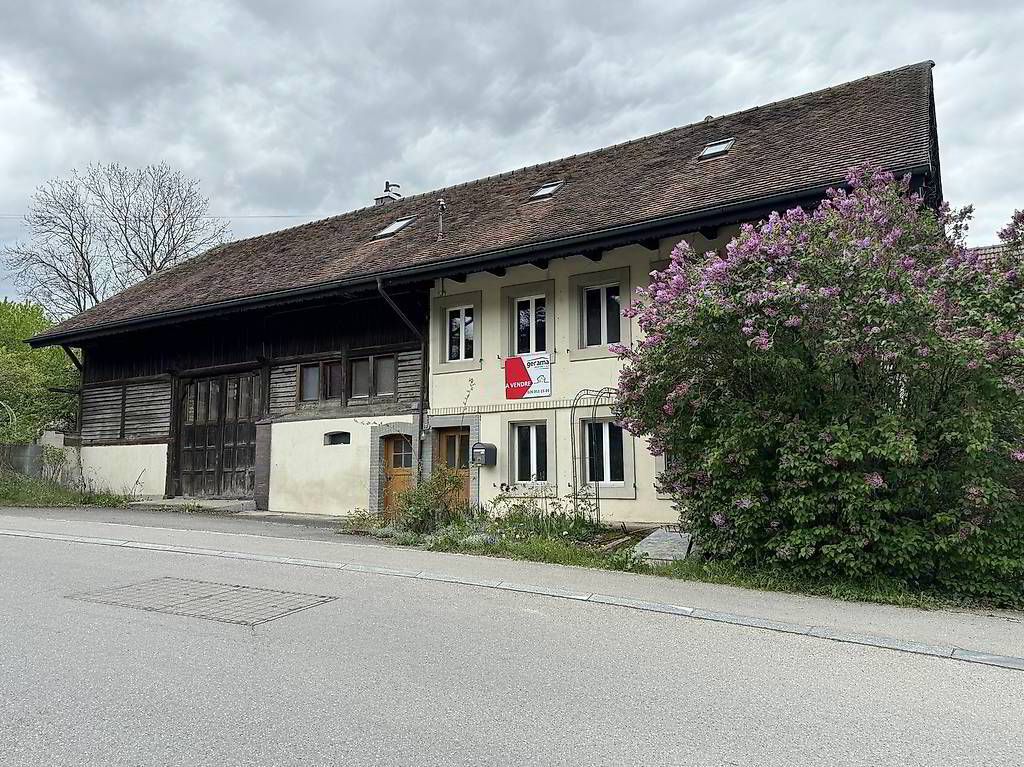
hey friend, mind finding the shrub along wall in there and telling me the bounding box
[614,168,1024,606]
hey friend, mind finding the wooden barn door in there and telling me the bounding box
[382,434,415,517]
[179,371,262,497]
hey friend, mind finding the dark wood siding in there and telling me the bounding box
[81,380,171,442]
[81,290,427,384]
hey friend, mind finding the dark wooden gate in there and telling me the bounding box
[178,371,262,497]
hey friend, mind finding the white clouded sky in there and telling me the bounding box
[1,0,1021,298]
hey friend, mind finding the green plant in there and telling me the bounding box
[393,465,477,534]
[0,468,130,508]
[489,483,602,542]
[615,168,1024,606]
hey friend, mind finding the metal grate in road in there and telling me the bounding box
[67,577,337,626]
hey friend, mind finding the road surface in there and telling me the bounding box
[1,508,1022,766]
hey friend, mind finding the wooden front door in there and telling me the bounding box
[437,427,471,506]
[178,371,262,498]
[382,434,415,516]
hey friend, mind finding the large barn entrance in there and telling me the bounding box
[178,371,262,497]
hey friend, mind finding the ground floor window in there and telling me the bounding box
[513,422,548,482]
[585,419,624,484]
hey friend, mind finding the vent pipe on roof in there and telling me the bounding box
[374,180,402,206]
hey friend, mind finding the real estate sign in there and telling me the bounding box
[505,352,551,399]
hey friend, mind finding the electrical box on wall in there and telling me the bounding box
[471,442,496,467]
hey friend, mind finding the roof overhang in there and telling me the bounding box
[30,163,937,349]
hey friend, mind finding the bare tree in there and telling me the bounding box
[3,162,228,319]
[84,162,229,291]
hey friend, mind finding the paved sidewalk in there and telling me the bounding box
[1,506,1022,662]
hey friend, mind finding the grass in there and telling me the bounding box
[412,528,974,611]
[0,469,132,508]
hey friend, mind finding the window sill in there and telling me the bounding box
[567,346,617,362]
[435,358,483,374]
[585,482,636,500]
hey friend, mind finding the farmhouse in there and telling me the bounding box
[30,62,943,524]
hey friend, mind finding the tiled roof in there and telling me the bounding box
[35,61,939,344]
[970,244,1008,263]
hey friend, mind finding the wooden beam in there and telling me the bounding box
[486,267,506,278]
[531,258,550,271]
[637,238,660,253]
[698,225,720,241]
[581,249,603,262]
[61,345,83,371]
[447,274,468,284]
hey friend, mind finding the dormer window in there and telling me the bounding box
[530,180,564,200]
[373,216,416,239]
[699,138,735,160]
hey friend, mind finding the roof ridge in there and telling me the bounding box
[209,60,935,250]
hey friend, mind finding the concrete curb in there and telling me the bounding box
[3,526,1021,673]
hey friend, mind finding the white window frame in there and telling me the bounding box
[582,283,621,348]
[433,290,483,373]
[513,422,548,483]
[513,294,547,355]
[568,267,631,362]
[584,419,625,487]
[445,305,474,362]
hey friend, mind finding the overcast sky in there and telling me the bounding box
[1,0,1021,298]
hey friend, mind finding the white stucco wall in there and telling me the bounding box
[79,443,168,498]
[268,415,414,515]
[427,229,738,526]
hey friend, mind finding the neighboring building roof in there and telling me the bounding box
[33,61,940,346]
[970,244,1008,263]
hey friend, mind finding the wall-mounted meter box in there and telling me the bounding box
[471,442,497,467]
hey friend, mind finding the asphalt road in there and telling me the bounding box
[2,523,1023,765]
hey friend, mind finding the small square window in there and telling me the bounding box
[699,138,735,159]
[374,216,416,238]
[530,180,564,200]
[324,431,351,446]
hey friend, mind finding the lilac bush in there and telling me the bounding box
[615,168,1024,604]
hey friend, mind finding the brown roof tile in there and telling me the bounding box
[37,61,938,344]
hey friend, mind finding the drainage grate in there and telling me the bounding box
[67,577,337,626]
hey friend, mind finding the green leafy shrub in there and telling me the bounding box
[393,465,477,534]
[488,484,602,542]
[615,168,1024,606]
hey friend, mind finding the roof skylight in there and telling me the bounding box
[374,216,416,238]
[530,180,564,200]
[699,138,735,159]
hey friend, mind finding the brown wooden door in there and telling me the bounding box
[383,434,415,516]
[178,371,262,498]
[437,427,471,506]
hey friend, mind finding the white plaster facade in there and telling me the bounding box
[268,415,414,515]
[427,229,736,525]
[79,443,168,498]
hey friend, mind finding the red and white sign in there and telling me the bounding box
[505,352,551,400]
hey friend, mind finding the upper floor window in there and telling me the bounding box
[447,306,475,362]
[583,284,621,347]
[350,354,396,399]
[299,364,321,402]
[514,295,546,355]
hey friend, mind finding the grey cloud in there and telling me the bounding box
[0,0,1021,296]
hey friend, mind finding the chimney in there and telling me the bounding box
[374,180,402,206]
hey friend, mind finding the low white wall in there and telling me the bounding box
[269,416,413,516]
[79,443,168,498]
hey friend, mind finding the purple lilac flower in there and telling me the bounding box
[864,472,885,489]
[711,512,729,529]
